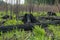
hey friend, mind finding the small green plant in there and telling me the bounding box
[48,25,60,40]
[0,25,52,40]
[56,12,60,16]
[33,25,46,36]
[4,20,24,26]
[29,25,51,40]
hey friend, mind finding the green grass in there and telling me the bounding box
[0,11,60,17]
[0,11,60,40]
[56,12,60,16]
[4,19,24,26]
[48,25,60,40]
[0,24,60,40]
[0,25,52,40]
[0,11,59,26]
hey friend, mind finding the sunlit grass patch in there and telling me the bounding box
[4,19,24,26]
[56,12,60,16]
[48,25,60,40]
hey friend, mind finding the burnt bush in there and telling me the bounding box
[0,24,34,33]
[41,23,48,28]
[2,15,12,19]
[22,14,39,23]
[47,12,57,16]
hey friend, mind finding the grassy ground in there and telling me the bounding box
[0,25,60,40]
[0,11,60,40]
[0,11,60,26]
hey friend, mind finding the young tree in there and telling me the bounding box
[25,0,34,14]
[55,0,60,12]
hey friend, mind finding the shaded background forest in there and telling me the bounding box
[0,0,60,12]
